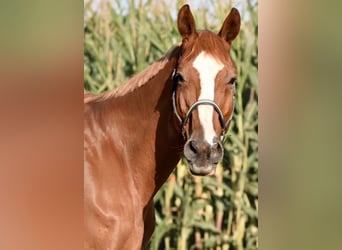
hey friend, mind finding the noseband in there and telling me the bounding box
[171,69,234,139]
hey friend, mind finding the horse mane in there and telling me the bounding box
[85,45,181,103]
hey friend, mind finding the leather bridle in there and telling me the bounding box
[171,69,234,139]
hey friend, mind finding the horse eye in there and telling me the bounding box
[228,77,237,85]
[175,74,185,83]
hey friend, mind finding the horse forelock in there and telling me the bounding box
[181,31,230,64]
[85,45,181,103]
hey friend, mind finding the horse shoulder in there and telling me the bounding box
[84,135,148,249]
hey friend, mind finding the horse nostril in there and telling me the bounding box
[210,141,223,163]
[189,140,198,154]
[184,139,200,161]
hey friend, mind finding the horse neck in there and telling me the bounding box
[105,53,184,204]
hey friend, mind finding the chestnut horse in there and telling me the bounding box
[84,5,240,250]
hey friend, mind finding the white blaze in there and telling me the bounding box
[192,52,223,145]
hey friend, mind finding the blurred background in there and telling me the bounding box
[84,0,258,249]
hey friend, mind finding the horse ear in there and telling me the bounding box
[177,4,197,40]
[218,8,241,44]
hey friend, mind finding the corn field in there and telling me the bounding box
[84,0,258,249]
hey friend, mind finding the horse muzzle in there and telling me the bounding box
[183,137,223,176]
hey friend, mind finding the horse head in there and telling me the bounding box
[173,5,240,176]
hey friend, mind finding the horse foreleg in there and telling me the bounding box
[142,201,156,248]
